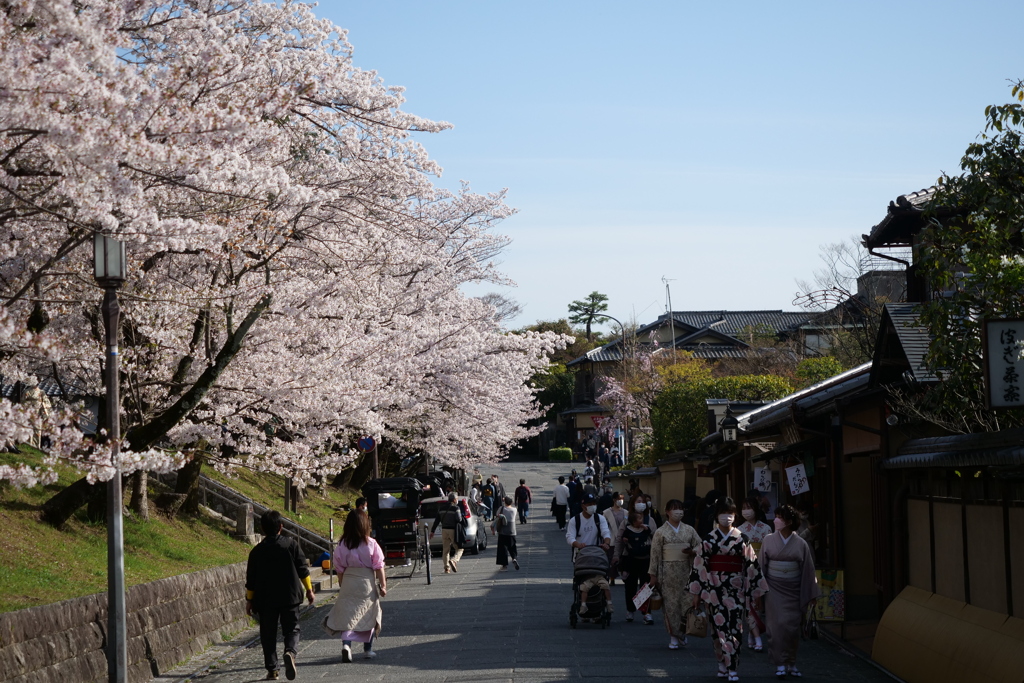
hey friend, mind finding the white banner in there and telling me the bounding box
[786,464,810,495]
[754,466,772,492]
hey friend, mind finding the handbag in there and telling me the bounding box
[649,589,663,611]
[455,520,467,545]
[685,608,708,638]
[802,602,819,640]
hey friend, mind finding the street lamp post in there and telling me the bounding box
[94,234,127,683]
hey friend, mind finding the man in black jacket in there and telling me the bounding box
[246,510,315,680]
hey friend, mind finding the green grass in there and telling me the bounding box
[0,450,361,614]
[0,450,252,614]
[203,466,358,541]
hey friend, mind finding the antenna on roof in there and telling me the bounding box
[662,277,676,363]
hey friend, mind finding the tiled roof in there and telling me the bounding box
[883,427,1024,469]
[863,187,938,249]
[874,303,937,383]
[568,310,813,367]
[639,310,813,338]
[738,362,873,434]
[0,375,87,399]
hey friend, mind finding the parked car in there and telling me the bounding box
[419,496,488,555]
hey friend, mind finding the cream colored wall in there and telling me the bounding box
[907,499,931,592]
[1011,507,1024,617]
[658,466,687,505]
[636,474,658,499]
[966,505,1007,614]
[696,476,715,498]
[932,501,965,602]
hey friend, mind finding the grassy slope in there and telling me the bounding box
[203,466,357,541]
[0,454,298,613]
[0,450,361,613]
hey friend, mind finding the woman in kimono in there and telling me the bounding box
[760,504,819,679]
[648,499,701,649]
[689,497,769,682]
[738,495,773,652]
[324,510,387,662]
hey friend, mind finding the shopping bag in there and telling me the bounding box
[685,608,708,638]
[632,582,654,611]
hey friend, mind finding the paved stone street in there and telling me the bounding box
[182,461,894,682]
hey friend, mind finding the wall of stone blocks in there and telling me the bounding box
[0,562,250,683]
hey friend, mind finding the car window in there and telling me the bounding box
[420,502,441,519]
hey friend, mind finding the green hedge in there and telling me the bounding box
[548,447,573,462]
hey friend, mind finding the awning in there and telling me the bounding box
[882,448,1024,469]
[752,437,824,463]
[883,427,1024,469]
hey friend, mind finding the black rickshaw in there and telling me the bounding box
[361,477,432,583]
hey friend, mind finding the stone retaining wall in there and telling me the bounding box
[0,563,249,683]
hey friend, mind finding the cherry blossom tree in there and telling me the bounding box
[0,0,568,504]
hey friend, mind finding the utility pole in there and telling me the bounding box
[663,277,676,363]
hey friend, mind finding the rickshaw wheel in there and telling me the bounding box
[423,527,432,585]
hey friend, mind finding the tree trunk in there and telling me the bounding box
[126,295,271,452]
[175,453,204,516]
[129,470,150,521]
[42,477,103,527]
[349,455,376,491]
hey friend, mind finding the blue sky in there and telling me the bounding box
[316,0,1024,330]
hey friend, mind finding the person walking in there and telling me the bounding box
[489,474,507,519]
[738,495,773,652]
[648,499,701,646]
[628,494,659,534]
[566,493,613,613]
[492,496,520,571]
[245,510,315,681]
[553,476,570,530]
[568,473,584,517]
[480,479,495,521]
[514,479,532,524]
[761,504,819,679]
[614,510,654,624]
[689,498,769,682]
[430,492,467,573]
[603,491,627,540]
[324,509,387,662]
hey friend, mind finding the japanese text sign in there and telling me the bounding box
[786,463,810,496]
[754,467,772,492]
[983,319,1024,408]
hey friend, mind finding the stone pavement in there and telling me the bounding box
[180,460,896,682]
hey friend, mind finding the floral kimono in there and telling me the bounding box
[688,527,768,672]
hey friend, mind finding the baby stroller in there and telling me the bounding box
[569,545,612,629]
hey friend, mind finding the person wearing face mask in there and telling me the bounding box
[567,493,613,614]
[627,494,658,534]
[737,496,772,652]
[760,505,819,679]
[648,499,701,645]
[603,491,626,539]
[688,497,768,682]
[613,510,654,623]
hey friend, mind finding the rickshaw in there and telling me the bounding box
[361,477,432,584]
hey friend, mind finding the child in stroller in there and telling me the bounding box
[571,545,613,628]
